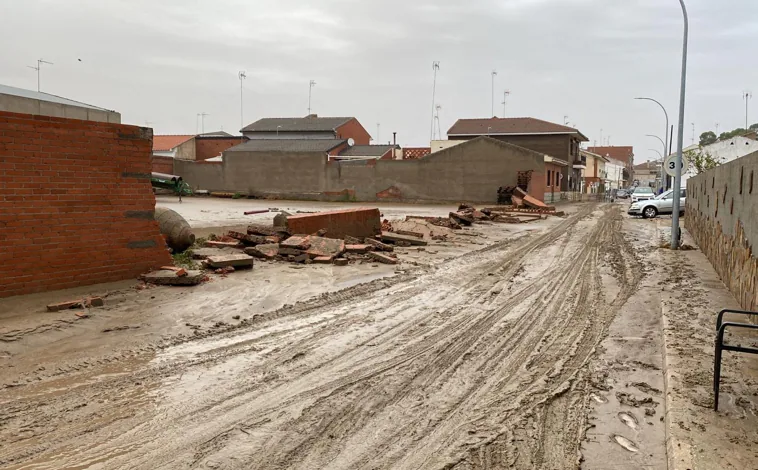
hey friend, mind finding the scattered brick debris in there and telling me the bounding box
[279,247,303,256]
[344,235,363,244]
[449,212,474,226]
[306,236,345,258]
[204,254,254,269]
[160,266,188,277]
[368,251,398,265]
[247,224,278,237]
[365,238,394,252]
[280,235,312,251]
[334,258,349,266]
[345,244,372,254]
[227,231,269,246]
[312,256,334,264]
[395,230,424,239]
[204,240,243,249]
[381,219,393,232]
[192,248,232,260]
[381,231,428,246]
[214,266,236,275]
[47,296,105,312]
[244,244,279,260]
[141,270,206,286]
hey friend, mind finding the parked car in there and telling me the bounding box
[616,189,629,199]
[630,186,655,203]
[628,189,687,218]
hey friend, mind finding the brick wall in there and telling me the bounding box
[0,111,172,298]
[195,137,246,160]
[152,155,174,174]
[335,119,371,145]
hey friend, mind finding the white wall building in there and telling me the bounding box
[678,135,758,187]
[605,158,627,190]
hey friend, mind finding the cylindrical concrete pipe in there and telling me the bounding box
[154,206,195,253]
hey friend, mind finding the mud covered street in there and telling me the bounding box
[1,204,649,469]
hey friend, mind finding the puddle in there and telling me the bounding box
[590,392,608,404]
[612,434,639,452]
[618,411,639,430]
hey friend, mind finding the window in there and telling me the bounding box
[547,170,552,186]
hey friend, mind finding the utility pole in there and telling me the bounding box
[197,113,209,134]
[502,90,510,117]
[434,104,442,140]
[491,70,498,117]
[27,58,53,92]
[691,122,695,144]
[308,80,316,115]
[671,0,689,250]
[238,71,246,131]
[744,91,752,130]
[376,123,380,143]
[430,61,440,142]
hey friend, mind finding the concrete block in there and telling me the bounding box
[368,251,398,265]
[286,208,381,239]
[273,211,291,228]
[245,243,279,260]
[205,254,254,269]
[312,256,334,264]
[306,236,345,258]
[365,238,393,252]
[334,258,349,266]
[278,247,303,256]
[191,248,233,259]
[141,270,205,286]
[345,244,372,253]
[281,235,311,250]
[381,232,428,246]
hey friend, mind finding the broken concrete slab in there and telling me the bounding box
[312,256,334,264]
[280,235,311,251]
[244,243,279,260]
[227,231,269,246]
[368,251,399,265]
[47,297,104,312]
[191,247,233,260]
[204,240,243,249]
[247,224,278,237]
[205,254,254,269]
[395,230,424,239]
[344,235,363,245]
[345,244,372,253]
[141,270,205,286]
[286,208,381,239]
[333,258,349,266]
[365,238,394,252]
[381,231,428,246]
[278,247,303,256]
[306,236,345,258]
[449,212,473,226]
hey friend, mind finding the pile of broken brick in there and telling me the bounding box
[141,224,429,286]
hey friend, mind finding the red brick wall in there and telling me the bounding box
[335,119,371,145]
[0,111,172,298]
[195,137,246,160]
[286,208,381,239]
[545,163,564,192]
[152,155,174,174]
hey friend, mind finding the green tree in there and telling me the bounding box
[699,131,717,146]
[749,123,758,132]
[719,128,748,141]
[685,147,723,174]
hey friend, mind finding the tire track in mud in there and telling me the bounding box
[0,204,642,470]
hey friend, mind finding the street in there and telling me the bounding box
[1,202,755,469]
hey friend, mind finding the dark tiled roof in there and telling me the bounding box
[241,116,354,133]
[340,145,395,157]
[447,117,588,141]
[225,139,346,153]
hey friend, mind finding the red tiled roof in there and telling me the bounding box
[587,146,634,164]
[447,117,588,141]
[153,135,194,151]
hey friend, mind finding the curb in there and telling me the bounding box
[660,297,695,470]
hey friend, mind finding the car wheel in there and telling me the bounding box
[642,206,658,219]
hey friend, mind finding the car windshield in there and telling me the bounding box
[635,188,653,194]
[655,191,671,200]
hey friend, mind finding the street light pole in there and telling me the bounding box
[671,0,688,249]
[635,96,669,172]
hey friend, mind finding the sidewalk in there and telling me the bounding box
[658,222,758,469]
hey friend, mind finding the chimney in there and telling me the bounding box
[393,132,396,146]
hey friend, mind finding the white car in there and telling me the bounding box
[628,189,687,218]
[630,186,655,203]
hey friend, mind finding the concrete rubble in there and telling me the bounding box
[141,270,206,286]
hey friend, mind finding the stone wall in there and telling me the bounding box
[686,150,758,311]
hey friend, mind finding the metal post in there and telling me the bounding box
[238,71,246,131]
[671,0,689,250]
[430,62,439,141]
[646,135,666,191]
[491,70,497,117]
[635,97,669,173]
[308,80,316,115]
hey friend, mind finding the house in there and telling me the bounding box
[334,144,398,161]
[0,83,121,123]
[679,134,758,187]
[544,156,569,203]
[587,146,634,182]
[447,117,589,191]
[152,132,246,173]
[605,159,629,190]
[633,161,661,188]
[240,114,371,145]
[580,149,610,193]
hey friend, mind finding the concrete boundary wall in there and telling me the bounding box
[685,150,758,311]
[175,136,547,204]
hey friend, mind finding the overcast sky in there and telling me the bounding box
[1,0,756,162]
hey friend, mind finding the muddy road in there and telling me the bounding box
[0,204,644,469]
